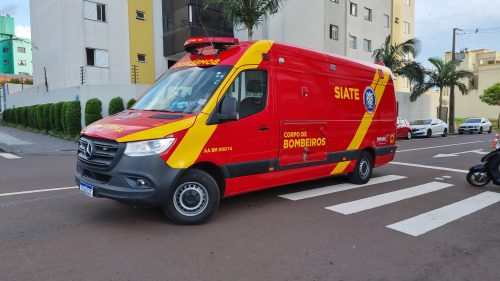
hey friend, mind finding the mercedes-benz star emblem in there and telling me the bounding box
[84,142,94,159]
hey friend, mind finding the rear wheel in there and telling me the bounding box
[441,128,448,137]
[426,129,432,138]
[348,151,373,185]
[406,131,412,140]
[164,169,220,225]
[466,171,491,187]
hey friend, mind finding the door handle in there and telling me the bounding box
[258,126,269,131]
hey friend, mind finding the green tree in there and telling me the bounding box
[372,35,425,88]
[411,57,473,133]
[480,83,500,106]
[206,0,284,40]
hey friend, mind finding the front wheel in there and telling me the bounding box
[442,128,448,137]
[479,127,483,134]
[488,127,492,133]
[348,151,373,185]
[426,129,432,138]
[466,171,491,187]
[406,131,412,140]
[164,169,220,225]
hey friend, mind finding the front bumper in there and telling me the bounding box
[411,130,427,136]
[75,154,184,206]
[458,127,479,133]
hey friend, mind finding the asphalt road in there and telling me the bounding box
[0,127,499,281]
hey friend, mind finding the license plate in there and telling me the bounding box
[79,182,94,197]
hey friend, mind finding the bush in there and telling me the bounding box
[85,98,102,126]
[42,104,51,130]
[61,102,68,133]
[35,105,44,130]
[127,98,136,109]
[64,101,81,135]
[108,97,124,115]
[54,102,64,132]
[49,104,56,130]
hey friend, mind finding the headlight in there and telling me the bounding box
[124,138,175,157]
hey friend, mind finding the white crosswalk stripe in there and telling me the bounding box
[278,175,406,201]
[386,192,500,236]
[325,182,453,215]
[0,152,21,159]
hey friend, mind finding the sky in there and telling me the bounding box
[1,0,500,68]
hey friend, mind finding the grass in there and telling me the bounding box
[0,121,79,142]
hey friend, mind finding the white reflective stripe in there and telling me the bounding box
[0,153,21,159]
[387,192,500,236]
[0,186,78,197]
[326,182,453,215]
[278,175,406,201]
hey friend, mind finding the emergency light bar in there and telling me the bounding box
[184,37,239,54]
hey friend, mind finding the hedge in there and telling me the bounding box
[61,102,68,133]
[49,104,56,130]
[64,101,81,135]
[109,97,124,115]
[85,98,102,126]
[127,98,136,109]
[54,102,64,132]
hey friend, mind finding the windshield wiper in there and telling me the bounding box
[143,109,184,114]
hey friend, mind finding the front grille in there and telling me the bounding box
[411,128,418,132]
[78,136,122,170]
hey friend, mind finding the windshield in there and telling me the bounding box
[133,66,231,114]
[411,119,431,125]
[464,118,481,123]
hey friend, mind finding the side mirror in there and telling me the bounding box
[217,96,238,122]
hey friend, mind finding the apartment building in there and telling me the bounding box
[444,49,500,119]
[29,0,231,90]
[0,14,33,76]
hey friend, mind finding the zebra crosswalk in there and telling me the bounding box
[279,175,500,237]
[0,152,21,159]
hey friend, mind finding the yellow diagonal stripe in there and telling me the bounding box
[331,70,391,175]
[167,41,274,169]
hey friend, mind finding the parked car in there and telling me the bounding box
[397,117,412,140]
[410,118,448,137]
[458,118,492,134]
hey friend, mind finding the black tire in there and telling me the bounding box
[406,131,412,140]
[441,128,448,137]
[488,127,492,133]
[426,129,432,138]
[479,127,483,134]
[459,132,463,135]
[466,171,491,187]
[348,151,373,185]
[164,169,220,225]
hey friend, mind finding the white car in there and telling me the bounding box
[410,118,448,138]
[458,118,493,134]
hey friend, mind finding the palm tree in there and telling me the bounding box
[410,57,473,133]
[206,0,284,40]
[372,35,425,87]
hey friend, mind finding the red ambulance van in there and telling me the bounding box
[76,37,397,224]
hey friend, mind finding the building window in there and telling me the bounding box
[329,25,339,40]
[363,39,372,52]
[86,48,109,67]
[349,35,357,49]
[84,1,106,22]
[18,60,27,66]
[136,10,145,20]
[17,47,26,53]
[137,53,147,63]
[403,21,410,34]
[350,2,357,16]
[330,0,339,3]
[3,60,9,65]
[384,14,390,28]
[2,47,8,53]
[403,0,411,6]
[363,8,372,21]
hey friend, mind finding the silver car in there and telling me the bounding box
[458,118,493,134]
[411,118,448,138]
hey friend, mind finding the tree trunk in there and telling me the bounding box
[248,27,253,41]
[438,88,443,120]
[449,85,455,133]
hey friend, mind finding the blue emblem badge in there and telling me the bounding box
[363,87,376,114]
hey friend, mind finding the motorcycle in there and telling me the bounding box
[466,144,500,187]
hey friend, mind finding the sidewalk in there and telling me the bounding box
[0,125,77,155]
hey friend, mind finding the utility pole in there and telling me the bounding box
[449,27,459,133]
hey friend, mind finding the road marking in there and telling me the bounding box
[443,176,452,179]
[434,149,487,158]
[397,141,485,152]
[0,186,78,197]
[390,162,468,173]
[435,178,444,180]
[387,192,500,236]
[278,175,406,201]
[326,182,453,215]
[0,153,21,159]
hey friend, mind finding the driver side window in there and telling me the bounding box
[223,70,268,119]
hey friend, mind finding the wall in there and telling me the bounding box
[2,83,149,127]
[396,91,440,122]
[128,0,155,84]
